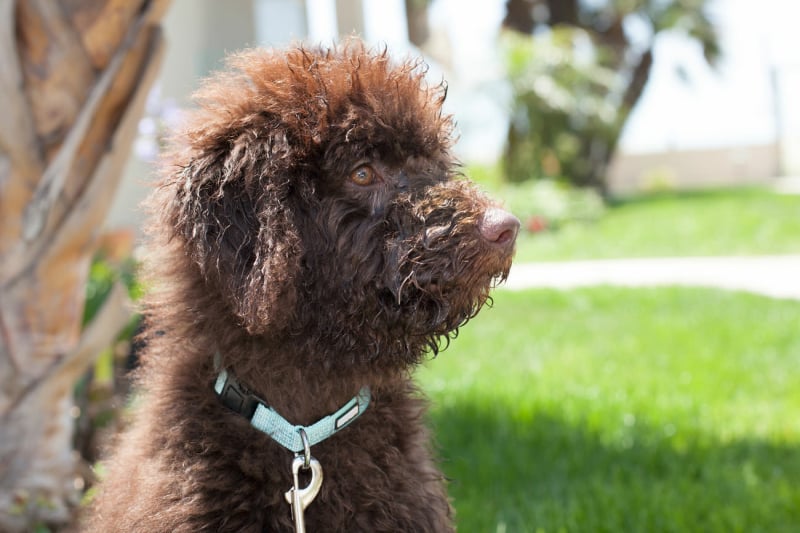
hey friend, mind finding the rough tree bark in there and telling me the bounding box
[0,0,170,530]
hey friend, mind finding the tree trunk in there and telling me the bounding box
[502,0,535,33]
[404,0,430,48]
[589,47,654,197]
[0,0,170,530]
[544,0,578,26]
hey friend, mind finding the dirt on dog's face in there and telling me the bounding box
[162,41,518,366]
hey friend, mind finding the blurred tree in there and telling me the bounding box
[0,0,170,530]
[502,0,720,194]
[405,0,432,48]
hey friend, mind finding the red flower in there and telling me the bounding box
[526,215,548,233]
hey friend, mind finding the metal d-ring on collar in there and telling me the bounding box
[213,367,371,454]
[298,427,312,468]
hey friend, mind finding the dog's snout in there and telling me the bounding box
[479,208,520,248]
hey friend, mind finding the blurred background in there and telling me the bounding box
[1,0,799,531]
[110,0,800,230]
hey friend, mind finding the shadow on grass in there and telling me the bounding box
[430,402,800,533]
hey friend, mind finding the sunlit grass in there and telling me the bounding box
[512,187,800,262]
[418,288,800,532]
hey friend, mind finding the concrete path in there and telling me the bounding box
[504,255,800,300]
[775,176,800,195]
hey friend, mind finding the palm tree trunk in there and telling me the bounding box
[0,0,170,530]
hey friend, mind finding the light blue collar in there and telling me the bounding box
[213,368,371,453]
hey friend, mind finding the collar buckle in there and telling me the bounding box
[215,369,260,420]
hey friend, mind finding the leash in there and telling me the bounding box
[212,363,370,532]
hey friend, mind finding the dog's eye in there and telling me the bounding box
[350,165,376,186]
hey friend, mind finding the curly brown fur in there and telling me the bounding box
[85,40,518,532]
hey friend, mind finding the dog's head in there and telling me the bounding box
[158,41,518,366]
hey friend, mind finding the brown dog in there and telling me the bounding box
[86,41,518,532]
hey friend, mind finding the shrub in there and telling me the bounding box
[502,28,620,190]
[499,179,605,233]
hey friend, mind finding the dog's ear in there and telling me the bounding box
[173,132,302,334]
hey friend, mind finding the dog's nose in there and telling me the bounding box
[479,208,520,248]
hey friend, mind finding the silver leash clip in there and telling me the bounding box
[284,429,323,533]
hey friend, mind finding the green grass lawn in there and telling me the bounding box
[509,188,800,262]
[418,288,800,532]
